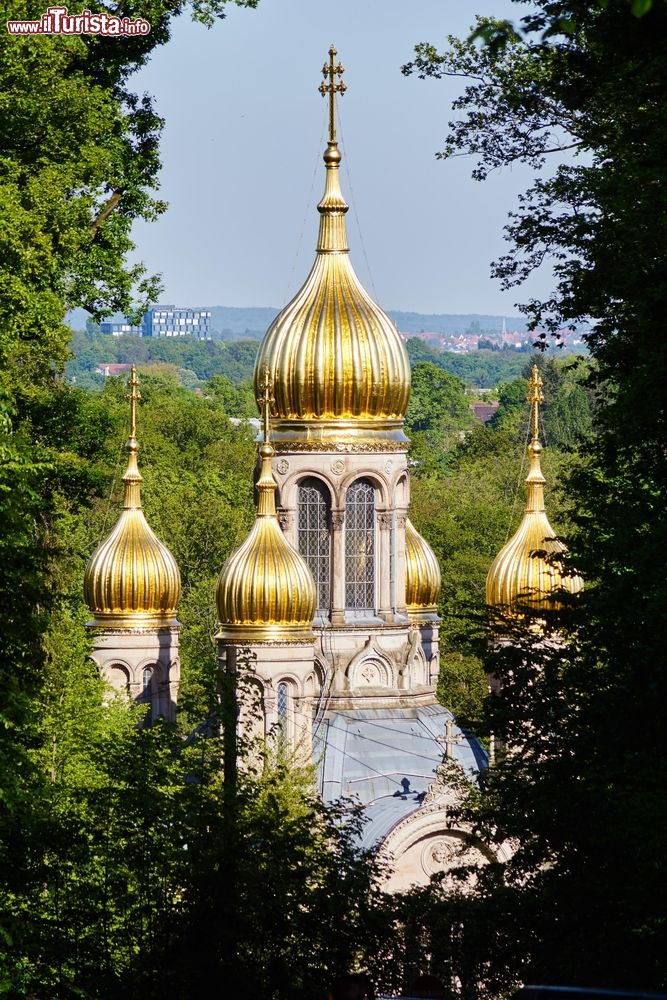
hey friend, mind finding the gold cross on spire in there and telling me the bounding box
[319,44,346,143]
[127,365,141,441]
[527,364,544,441]
[260,366,274,446]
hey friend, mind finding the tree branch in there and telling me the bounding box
[90,190,122,239]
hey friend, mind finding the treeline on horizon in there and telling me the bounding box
[68,323,543,393]
[67,305,546,338]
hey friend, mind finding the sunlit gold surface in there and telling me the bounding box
[84,368,181,627]
[253,48,410,447]
[405,518,441,617]
[486,367,583,613]
[217,378,316,641]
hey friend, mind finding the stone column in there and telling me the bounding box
[395,512,408,616]
[331,510,346,625]
[377,511,393,622]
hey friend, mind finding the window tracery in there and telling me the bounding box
[297,479,331,614]
[345,478,376,613]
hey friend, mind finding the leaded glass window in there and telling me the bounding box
[277,681,289,743]
[297,479,331,614]
[277,682,288,722]
[345,479,376,613]
[140,666,154,721]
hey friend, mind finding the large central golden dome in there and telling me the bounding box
[253,81,410,448]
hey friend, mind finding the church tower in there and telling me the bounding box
[83,367,181,721]
[486,365,584,620]
[216,374,318,750]
[250,46,439,713]
[216,49,489,891]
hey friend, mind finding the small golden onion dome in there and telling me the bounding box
[253,56,410,448]
[486,367,583,615]
[405,518,441,618]
[216,414,316,641]
[84,368,181,628]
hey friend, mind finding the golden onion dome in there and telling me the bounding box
[253,47,411,448]
[216,380,316,640]
[405,518,441,618]
[486,366,583,615]
[84,368,181,628]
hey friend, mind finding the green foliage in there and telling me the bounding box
[68,327,260,389]
[406,362,472,435]
[403,0,667,988]
[406,337,534,388]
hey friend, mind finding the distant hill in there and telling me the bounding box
[387,311,529,334]
[66,306,531,338]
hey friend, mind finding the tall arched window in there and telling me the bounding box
[140,666,154,721]
[297,478,331,614]
[345,479,376,613]
[276,681,289,743]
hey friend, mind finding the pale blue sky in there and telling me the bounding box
[130,0,547,316]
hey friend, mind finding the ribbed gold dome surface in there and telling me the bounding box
[253,90,411,447]
[84,368,181,627]
[216,440,316,641]
[405,518,441,617]
[486,367,583,614]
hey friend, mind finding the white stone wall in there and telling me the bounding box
[87,624,181,722]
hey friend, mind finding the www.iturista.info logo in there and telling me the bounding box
[7,5,151,34]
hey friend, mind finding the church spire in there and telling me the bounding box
[257,367,278,517]
[123,365,143,510]
[83,365,181,626]
[252,45,410,445]
[485,364,583,614]
[524,364,547,514]
[316,44,349,253]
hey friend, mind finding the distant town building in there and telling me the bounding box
[142,305,211,339]
[100,321,143,337]
[100,305,212,339]
[96,363,134,378]
[470,401,500,424]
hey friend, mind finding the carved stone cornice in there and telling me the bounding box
[216,637,315,648]
[88,625,182,636]
[273,440,408,454]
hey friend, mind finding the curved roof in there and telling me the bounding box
[314,704,485,849]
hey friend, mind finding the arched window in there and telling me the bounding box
[276,681,289,743]
[140,666,154,719]
[345,479,376,613]
[297,478,331,614]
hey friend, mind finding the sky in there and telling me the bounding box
[130,0,548,316]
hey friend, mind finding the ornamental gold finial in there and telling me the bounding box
[123,365,142,510]
[127,364,141,443]
[527,364,544,442]
[319,43,346,143]
[260,366,274,447]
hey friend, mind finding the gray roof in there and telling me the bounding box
[313,704,486,850]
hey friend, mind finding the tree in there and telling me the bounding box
[406,362,472,435]
[403,0,667,988]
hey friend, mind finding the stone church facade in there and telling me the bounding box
[82,49,580,893]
